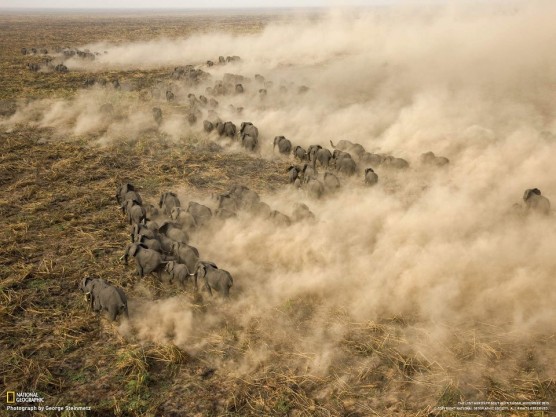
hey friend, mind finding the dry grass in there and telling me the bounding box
[0,12,554,417]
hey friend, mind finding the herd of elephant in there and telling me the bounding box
[79,180,318,322]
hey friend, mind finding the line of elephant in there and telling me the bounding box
[81,180,319,322]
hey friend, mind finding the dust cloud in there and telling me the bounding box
[6,1,556,404]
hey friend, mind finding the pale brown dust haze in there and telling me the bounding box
[4,1,555,405]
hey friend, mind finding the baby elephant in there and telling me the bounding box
[194,262,233,297]
[79,277,128,321]
[165,261,194,289]
[523,188,551,215]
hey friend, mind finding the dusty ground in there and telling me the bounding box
[0,11,554,417]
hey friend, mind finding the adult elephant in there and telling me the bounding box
[307,144,322,162]
[333,152,357,176]
[159,192,180,216]
[330,139,366,158]
[223,121,237,138]
[364,168,378,186]
[273,136,292,155]
[240,122,259,141]
[241,135,258,152]
[315,148,332,169]
[420,151,449,166]
[187,201,212,227]
[523,188,551,215]
[293,146,308,161]
[194,261,233,297]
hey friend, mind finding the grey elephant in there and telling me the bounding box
[253,201,271,218]
[240,122,259,141]
[235,84,244,94]
[194,261,233,297]
[254,74,265,83]
[203,120,214,133]
[301,163,317,183]
[199,95,208,105]
[165,261,194,289]
[330,139,366,158]
[159,192,181,216]
[420,151,449,166]
[287,165,301,184]
[116,183,142,206]
[152,107,162,125]
[306,178,325,199]
[291,203,315,222]
[314,148,332,168]
[523,188,551,215]
[273,136,292,155]
[215,208,237,220]
[364,168,378,186]
[241,135,258,152]
[166,90,175,102]
[214,193,239,212]
[171,242,200,272]
[134,233,162,253]
[323,172,341,192]
[121,200,146,225]
[293,146,308,161]
[209,98,219,108]
[170,207,197,230]
[383,156,409,169]
[158,221,189,245]
[228,185,260,211]
[360,152,384,166]
[333,152,357,176]
[187,201,212,227]
[124,243,166,278]
[307,145,322,162]
[79,277,128,321]
[222,121,237,138]
[130,223,156,242]
[270,210,292,226]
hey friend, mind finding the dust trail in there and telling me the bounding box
[5,1,556,404]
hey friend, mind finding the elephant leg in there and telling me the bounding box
[108,308,117,321]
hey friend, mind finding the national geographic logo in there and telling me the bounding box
[6,392,15,404]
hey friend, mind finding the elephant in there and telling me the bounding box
[187,201,212,227]
[270,210,292,226]
[330,139,366,158]
[214,193,239,212]
[170,207,197,230]
[215,121,225,136]
[21,47,27,55]
[254,74,265,83]
[134,233,162,253]
[203,120,214,133]
[199,95,208,105]
[420,151,449,166]
[165,261,194,289]
[364,168,378,186]
[187,93,198,106]
[144,218,159,232]
[54,64,68,73]
[144,204,159,219]
[206,60,214,67]
[291,203,315,222]
[301,163,317,183]
[315,148,332,168]
[223,121,237,138]
[218,56,226,64]
[159,192,181,216]
[152,107,162,125]
[360,152,384,166]
[194,262,233,297]
[171,242,200,273]
[228,185,260,211]
[79,277,128,321]
[259,89,267,97]
[116,183,142,206]
[112,79,120,89]
[523,188,551,215]
[158,221,189,245]
[253,201,271,218]
[383,156,409,169]
[306,178,325,199]
[307,145,322,162]
[124,243,167,278]
[235,84,244,94]
[166,90,175,102]
[215,208,237,220]
[130,223,156,242]
[323,172,341,192]
[273,136,292,155]
[287,165,301,184]
[242,135,258,152]
[240,122,259,141]
[293,146,308,161]
[186,113,197,125]
[209,98,219,108]
[335,154,357,176]
[121,200,146,225]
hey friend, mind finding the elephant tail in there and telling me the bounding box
[330,140,336,148]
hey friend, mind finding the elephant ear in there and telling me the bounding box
[158,221,170,235]
[80,277,91,292]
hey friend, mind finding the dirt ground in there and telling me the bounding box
[0,10,554,417]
